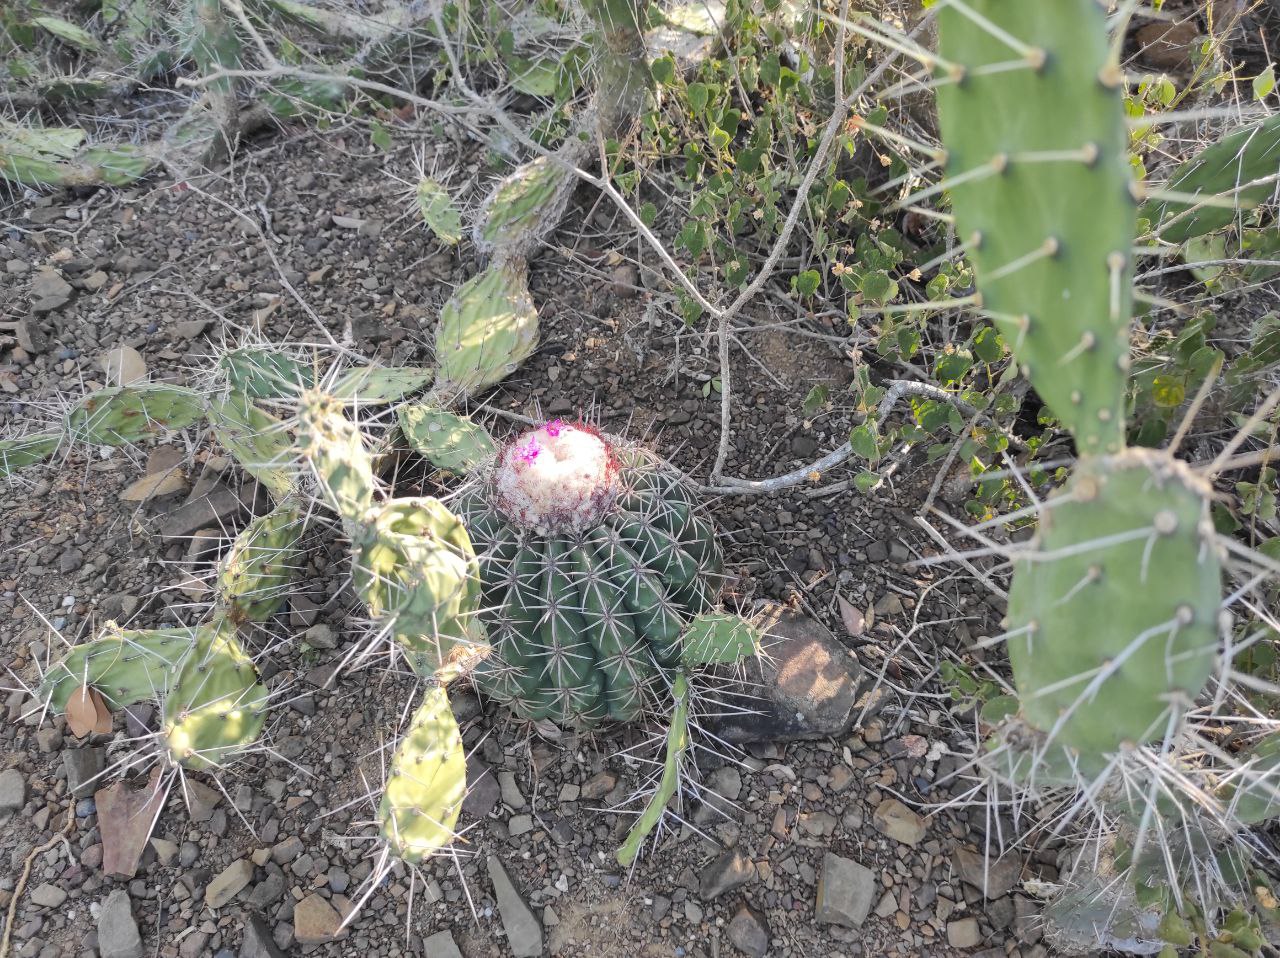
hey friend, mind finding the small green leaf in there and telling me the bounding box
[686,82,709,115]
[794,269,820,297]
[370,119,392,152]
[1254,65,1275,101]
[650,54,676,85]
[639,201,657,227]
[849,423,879,460]
[680,613,760,666]
[32,16,101,51]
[853,470,881,493]
[1151,375,1186,408]
[803,384,828,413]
[979,695,1018,724]
[860,270,898,306]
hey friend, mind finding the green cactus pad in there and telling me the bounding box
[206,392,296,501]
[66,384,204,445]
[680,612,761,666]
[1005,449,1220,771]
[42,623,193,711]
[219,348,316,401]
[331,366,434,405]
[378,685,466,862]
[458,426,723,726]
[434,261,539,401]
[935,0,1135,454]
[162,615,268,770]
[416,177,463,245]
[616,669,688,866]
[397,405,496,473]
[474,155,576,256]
[216,502,308,624]
[0,433,60,478]
[1221,734,1280,825]
[298,394,376,524]
[353,498,482,676]
[1142,114,1280,242]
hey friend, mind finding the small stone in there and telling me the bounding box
[63,747,106,798]
[727,901,770,958]
[508,814,533,837]
[101,346,146,386]
[954,848,1022,898]
[239,914,285,958]
[31,268,74,312]
[302,623,336,650]
[487,856,543,958]
[872,798,926,846]
[462,759,501,820]
[498,770,526,810]
[185,779,221,822]
[31,883,68,908]
[270,836,303,864]
[294,893,342,945]
[98,889,143,958]
[816,853,876,928]
[699,848,754,901]
[422,931,462,958]
[580,770,618,800]
[948,917,983,949]
[150,838,178,866]
[206,859,254,908]
[173,319,211,339]
[0,768,27,814]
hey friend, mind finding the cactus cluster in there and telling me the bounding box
[933,0,1278,949]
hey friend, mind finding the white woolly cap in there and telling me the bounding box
[492,421,620,532]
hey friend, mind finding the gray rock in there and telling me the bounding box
[206,859,254,908]
[246,866,286,911]
[706,606,871,743]
[159,484,246,539]
[955,847,1022,898]
[0,768,27,814]
[270,835,303,864]
[727,901,770,957]
[293,893,342,945]
[30,268,73,312]
[302,623,336,650]
[699,848,754,901]
[816,853,876,928]
[422,931,463,958]
[239,914,285,958]
[948,917,983,948]
[487,855,543,958]
[185,779,221,822]
[508,814,533,837]
[462,758,501,820]
[31,883,67,908]
[99,890,143,958]
[64,747,106,798]
[498,770,526,810]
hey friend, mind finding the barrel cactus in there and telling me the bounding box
[453,420,724,725]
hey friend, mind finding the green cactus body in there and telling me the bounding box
[0,433,60,478]
[378,685,466,862]
[1142,114,1280,242]
[219,348,316,401]
[207,392,295,501]
[1005,450,1220,773]
[66,384,205,445]
[352,498,482,676]
[474,154,579,257]
[456,422,722,725]
[216,502,307,624]
[162,615,268,771]
[397,405,496,473]
[42,623,193,711]
[433,261,539,402]
[298,394,375,524]
[934,0,1135,454]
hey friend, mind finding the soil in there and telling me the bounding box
[0,126,1054,958]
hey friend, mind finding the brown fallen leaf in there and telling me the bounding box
[119,470,188,502]
[837,594,866,638]
[97,767,168,879]
[66,684,112,737]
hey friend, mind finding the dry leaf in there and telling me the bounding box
[837,594,866,637]
[66,684,112,737]
[101,346,146,386]
[899,734,929,760]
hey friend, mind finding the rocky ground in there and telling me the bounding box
[0,129,1058,958]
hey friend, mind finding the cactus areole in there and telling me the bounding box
[457,422,723,726]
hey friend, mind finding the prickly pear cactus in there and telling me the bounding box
[455,420,723,724]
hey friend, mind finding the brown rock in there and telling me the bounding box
[294,892,342,944]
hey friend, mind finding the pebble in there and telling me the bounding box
[205,859,254,908]
[727,901,770,957]
[872,798,927,846]
[294,893,342,944]
[0,767,26,815]
[98,890,143,958]
[699,848,754,900]
[487,855,542,958]
[815,853,876,928]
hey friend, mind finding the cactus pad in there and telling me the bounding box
[434,261,539,401]
[0,433,60,478]
[219,348,316,401]
[457,424,723,725]
[1143,114,1280,242]
[216,502,308,624]
[378,685,466,862]
[1005,449,1220,770]
[474,155,577,257]
[298,393,376,524]
[935,0,1135,454]
[66,384,205,445]
[162,615,268,770]
[42,623,193,711]
[207,392,296,501]
[398,405,496,473]
[353,498,482,676]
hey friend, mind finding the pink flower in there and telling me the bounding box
[545,419,564,438]
[516,438,541,463]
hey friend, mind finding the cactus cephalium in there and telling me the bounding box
[454,420,724,725]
